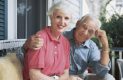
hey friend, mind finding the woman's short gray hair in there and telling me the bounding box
[79,14,101,28]
[47,1,73,17]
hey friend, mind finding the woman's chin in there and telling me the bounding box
[57,29,64,33]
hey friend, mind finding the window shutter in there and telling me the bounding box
[0,0,7,40]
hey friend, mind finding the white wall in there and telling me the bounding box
[8,0,17,39]
[82,0,89,16]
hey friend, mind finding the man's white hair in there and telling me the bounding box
[79,14,101,28]
[47,0,73,17]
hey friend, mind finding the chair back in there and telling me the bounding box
[117,59,123,80]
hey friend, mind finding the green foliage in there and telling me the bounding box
[100,14,123,47]
[91,37,101,48]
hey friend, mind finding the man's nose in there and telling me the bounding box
[83,30,88,35]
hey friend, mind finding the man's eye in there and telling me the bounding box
[83,25,87,30]
[88,30,94,34]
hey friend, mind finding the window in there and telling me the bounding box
[0,0,7,40]
[17,0,46,39]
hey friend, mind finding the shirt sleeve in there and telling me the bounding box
[27,47,45,69]
[91,61,111,77]
[88,43,111,77]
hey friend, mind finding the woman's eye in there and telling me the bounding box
[56,16,61,19]
[65,17,70,20]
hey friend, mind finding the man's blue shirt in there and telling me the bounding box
[63,29,111,77]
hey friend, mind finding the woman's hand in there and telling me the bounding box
[69,75,83,80]
[29,69,55,80]
[58,69,69,80]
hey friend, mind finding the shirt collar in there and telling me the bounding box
[46,27,62,43]
[72,28,91,48]
[73,39,90,48]
[82,40,91,48]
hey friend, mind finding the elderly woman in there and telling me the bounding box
[23,1,73,80]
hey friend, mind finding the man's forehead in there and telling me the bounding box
[77,22,97,31]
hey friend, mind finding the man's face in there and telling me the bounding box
[74,20,98,43]
[50,9,71,33]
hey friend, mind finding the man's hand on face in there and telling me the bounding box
[95,29,109,49]
[30,34,44,50]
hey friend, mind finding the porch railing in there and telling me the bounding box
[110,48,123,78]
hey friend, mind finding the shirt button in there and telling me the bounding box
[54,52,57,54]
[55,46,57,48]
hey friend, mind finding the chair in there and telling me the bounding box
[117,59,123,80]
[0,39,26,80]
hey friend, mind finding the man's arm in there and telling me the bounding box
[23,34,43,52]
[95,29,110,66]
[89,29,110,77]
[23,30,73,51]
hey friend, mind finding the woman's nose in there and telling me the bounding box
[60,19,66,27]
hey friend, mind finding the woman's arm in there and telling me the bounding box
[29,69,55,80]
[59,69,69,80]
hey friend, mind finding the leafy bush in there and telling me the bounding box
[100,14,123,47]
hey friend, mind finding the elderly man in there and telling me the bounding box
[24,14,115,80]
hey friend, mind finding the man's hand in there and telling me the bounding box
[23,34,44,51]
[95,29,110,65]
[95,29,109,49]
[30,34,43,50]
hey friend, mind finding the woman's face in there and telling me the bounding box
[74,20,98,43]
[50,9,71,33]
